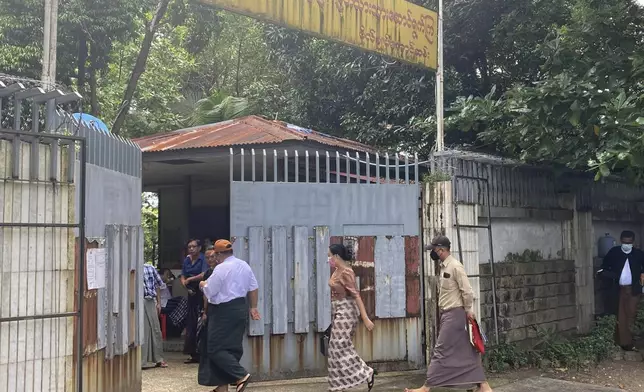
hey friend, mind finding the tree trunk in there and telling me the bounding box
[111,0,171,135]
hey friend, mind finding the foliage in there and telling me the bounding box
[422,171,452,184]
[446,0,644,182]
[184,91,253,126]
[634,301,644,336]
[504,250,545,263]
[142,193,159,265]
[485,316,619,372]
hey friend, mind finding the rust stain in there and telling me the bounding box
[351,236,376,319]
[249,335,264,373]
[269,334,285,372]
[133,115,376,154]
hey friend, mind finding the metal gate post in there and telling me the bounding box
[452,175,500,345]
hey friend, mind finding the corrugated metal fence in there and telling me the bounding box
[229,148,425,379]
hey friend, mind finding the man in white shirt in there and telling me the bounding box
[599,230,644,351]
[198,240,260,392]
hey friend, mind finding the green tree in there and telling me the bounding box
[142,193,159,265]
[447,0,644,181]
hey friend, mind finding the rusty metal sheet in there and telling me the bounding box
[81,347,141,392]
[351,236,376,319]
[199,0,438,70]
[405,236,421,317]
[134,116,376,153]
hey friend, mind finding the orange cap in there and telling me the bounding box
[213,239,233,253]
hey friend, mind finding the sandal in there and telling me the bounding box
[156,361,168,368]
[236,375,252,392]
[367,373,375,391]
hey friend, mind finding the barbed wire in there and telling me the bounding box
[0,73,67,90]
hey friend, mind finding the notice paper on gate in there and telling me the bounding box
[87,248,107,290]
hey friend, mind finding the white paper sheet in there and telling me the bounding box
[87,248,107,290]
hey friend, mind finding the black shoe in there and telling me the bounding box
[184,357,199,364]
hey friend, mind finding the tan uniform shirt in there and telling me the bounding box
[438,255,474,312]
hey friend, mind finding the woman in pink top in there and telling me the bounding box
[326,243,375,391]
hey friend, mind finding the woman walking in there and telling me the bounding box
[327,243,375,392]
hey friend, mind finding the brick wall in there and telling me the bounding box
[480,260,578,343]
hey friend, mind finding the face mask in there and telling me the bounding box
[430,250,440,261]
[622,244,633,253]
[328,257,337,269]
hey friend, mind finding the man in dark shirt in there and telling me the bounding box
[599,230,644,351]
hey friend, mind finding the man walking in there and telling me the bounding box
[199,240,260,392]
[142,263,168,369]
[406,236,492,392]
[599,230,644,351]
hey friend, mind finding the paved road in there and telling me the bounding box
[142,353,622,392]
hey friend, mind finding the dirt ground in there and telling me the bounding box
[142,352,644,392]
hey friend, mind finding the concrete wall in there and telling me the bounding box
[480,260,577,343]
[479,218,564,263]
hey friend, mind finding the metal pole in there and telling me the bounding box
[77,138,87,392]
[486,180,500,345]
[435,0,445,152]
[43,0,59,130]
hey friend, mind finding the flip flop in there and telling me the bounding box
[367,373,375,391]
[236,375,252,392]
[156,361,168,368]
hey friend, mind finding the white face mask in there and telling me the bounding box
[622,244,633,254]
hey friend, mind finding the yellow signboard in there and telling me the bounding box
[199,0,438,71]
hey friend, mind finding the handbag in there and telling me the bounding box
[319,324,332,357]
[467,316,486,355]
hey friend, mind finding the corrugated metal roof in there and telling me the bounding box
[133,115,376,153]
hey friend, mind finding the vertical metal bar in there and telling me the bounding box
[405,154,410,184]
[67,141,75,183]
[229,148,234,182]
[345,152,350,183]
[76,137,87,392]
[295,150,299,183]
[315,151,320,183]
[12,95,22,178]
[414,153,419,185]
[486,178,500,345]
[241,148,245,182]
[262,149,267,182]
[50,137,59,181]
[375,153,380,184]
[251,148,256,182]
[453,177,464,268]
[335,152,340,184]
[365,152,370,184]
[355,152,360,183]
[395,153,400,183]
[385,153,390,183]
[284,150,288,182]
[273,150,278,182]
[305,151,309,183]
[30,101,40,179]
[326,152,330,183]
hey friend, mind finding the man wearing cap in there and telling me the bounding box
[198,240,260,392]
[405,236,492,392]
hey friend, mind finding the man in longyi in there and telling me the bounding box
[405,236,492,392]
[199,240,260,392]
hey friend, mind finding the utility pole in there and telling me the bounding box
[42,0,59,130]
[435,0,445,152]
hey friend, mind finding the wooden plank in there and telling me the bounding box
[293,226,310,333]
[315,226,332,332]
[248,227,265,336]
[375,236,406,318]
[271,226,288,334]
